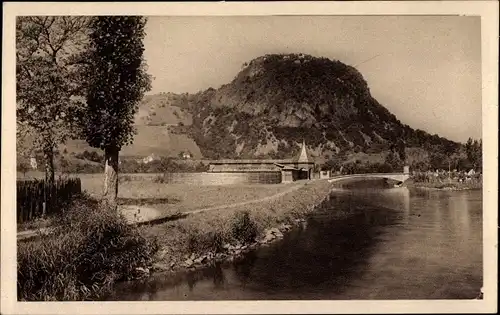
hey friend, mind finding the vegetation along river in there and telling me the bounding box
[107,179,483,300]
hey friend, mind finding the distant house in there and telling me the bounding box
[467,169,476,176]
[319,170,331,179]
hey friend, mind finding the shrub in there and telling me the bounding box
[17,195,158,301]
[231,211,258,244]
[74,150,103,163]
[187,230,225,254]
[60,159,104,174]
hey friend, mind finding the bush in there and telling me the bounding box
[60,159,104,174]
[187,230,225,254]
[231,211,258,244]
[17,195,158,301]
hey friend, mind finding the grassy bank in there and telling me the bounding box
[140,179,334,274]
[17,172,302,230]
[17,179,332,300]
[17,195,158,301]
[405,178,482,190]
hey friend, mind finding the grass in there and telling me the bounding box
[19,172,298,207]
[17,194,159,301]
[17,173,302,233]
[17,217,52,232]
[141,179,333,269]
[406,178,482,190]
[73,173,302,214]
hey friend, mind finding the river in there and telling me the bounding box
[107,179,483,300]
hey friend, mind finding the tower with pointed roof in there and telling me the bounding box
[296,140,312,163]
[294,140,315,180]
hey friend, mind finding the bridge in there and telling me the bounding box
[327,172,410,184]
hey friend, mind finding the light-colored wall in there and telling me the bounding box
[159,172,282,185]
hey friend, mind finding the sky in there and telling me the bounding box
[143,15,482,143]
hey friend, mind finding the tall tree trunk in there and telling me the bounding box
[103,145,119,211]
[43,145,55,216]
[43,147,55,185]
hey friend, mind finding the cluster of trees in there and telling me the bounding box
[120,158,208,174]
[59,157,105,174]
[339,161,396,174]
[74,150,103,163]
[465,138,482,171]
[318,136,482,175]
[412,171,482,184]
[16,16,151,210]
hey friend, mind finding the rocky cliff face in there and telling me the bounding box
[176,53,458,161]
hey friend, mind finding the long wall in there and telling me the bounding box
[158,172,282,185]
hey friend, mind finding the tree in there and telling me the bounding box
[16,17,89,188]
[17,157,30,177]
[465,138,482,171]
[429,151,447,170]
[385,150,403,171]
[78,17,151,209]
[395,138,406,162]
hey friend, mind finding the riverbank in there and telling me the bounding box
[17,180,334,300]
[404,178,482,191]
[17,196,159,301]
[17,181,302,235]
[135,179,335,278]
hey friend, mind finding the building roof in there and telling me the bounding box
[294,140,313,163]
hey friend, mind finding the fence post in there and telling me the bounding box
[17,177,83,224]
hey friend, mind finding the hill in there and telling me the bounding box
[54,92,201,159]
[176,53,460,164]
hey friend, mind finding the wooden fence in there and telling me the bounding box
[17,178,82,223]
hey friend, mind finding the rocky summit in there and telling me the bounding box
[172,53,460,161]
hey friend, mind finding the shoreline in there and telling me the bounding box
[410,185,482,191]
[121,179,336,282]
[404,179,482,191]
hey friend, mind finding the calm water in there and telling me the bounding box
[107,179,483,300]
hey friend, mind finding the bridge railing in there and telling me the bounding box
[329,172,406,177]
[327,172,410,182]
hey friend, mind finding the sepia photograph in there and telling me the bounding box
[1,1,498,314]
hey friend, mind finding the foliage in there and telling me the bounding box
[465,138,482,171]
[121,157,209,174]
[74,150,104,163]
[75,16,152,206]
[231,211,258,244]
[17,195,159,301]
[340,161,394,174]
[59,157,104,174]
[17,158,31,176]
[385,150,403,170]
[77,16,152,151]
[411,171,482,190]
[16,16,89,183]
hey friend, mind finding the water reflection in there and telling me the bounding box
[107,181,482,301]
